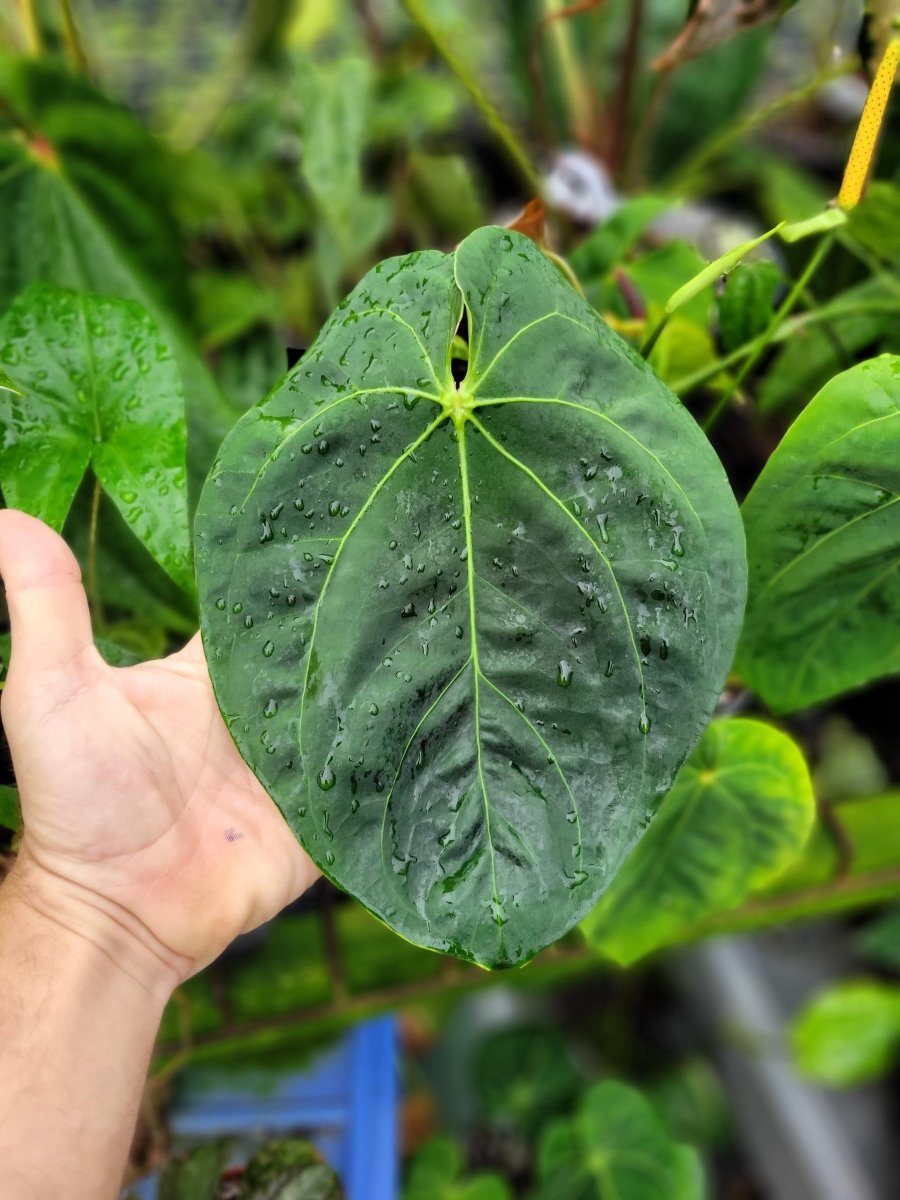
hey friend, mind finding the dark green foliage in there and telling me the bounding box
[474,1025,581,1136]
[717,261,782,353]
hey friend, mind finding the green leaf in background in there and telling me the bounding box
[582,718,814,965]
[158,1140,231,1200]
[403,1136,511,1200]
[757,277,900,415]
[0,785,21,832]
[791,979,900,1086]
[845,181,900,265]
[858,907,900,971]
[0,54,187,318]
[0,284,193,593]
[569,196,670,281]
[473,1025,581,1137]
[196,226,746,967]
[298,55,392,307]
[737,354,900,712]
[532,1079,703,1200]
[717,260,782,353]
[0,55,237,496]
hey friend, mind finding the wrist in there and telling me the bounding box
[4,849,185,1005]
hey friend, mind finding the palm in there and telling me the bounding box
[1,512,317,974]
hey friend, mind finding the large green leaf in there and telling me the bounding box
[532,1080,703,1200]
[791,980,900,1087]
[737,355,900,712]
[0,284,193,593]
[582,718,815,964]
[196,226,745,968]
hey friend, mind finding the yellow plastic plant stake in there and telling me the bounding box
[838,37,900,210]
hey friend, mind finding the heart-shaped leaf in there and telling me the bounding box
[582,718,815,965]
[196,226,745,967]
[532,1080,703,1200]
[737,354,900,712]
[0,283,193,592]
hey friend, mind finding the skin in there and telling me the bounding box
[0,509,318,1197]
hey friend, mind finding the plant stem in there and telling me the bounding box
[544,0,595,147]
[87,475,105,629]
[672,298,900,395]
[402,0,542,195]
[20,0,41,53]
[58,0,88,74]
[701,232,835,434]
[639,312,669,359]
[609,0,643,177]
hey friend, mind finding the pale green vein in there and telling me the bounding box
[351,304,444,390]
[298,413,447,772]
[379,655,473,891]
[788,555,900,706]
[240,385,438,509]
[801,472,898,498]
[473,311,597,392]
[482,673,584,878]
[470,415,648,723]
[472,395,703,527]
[458,419,502,914]
[820,407,900,452]
[348,588,464,720]
[753,493,900,604]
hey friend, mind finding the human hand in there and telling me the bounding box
[0,510,318,994]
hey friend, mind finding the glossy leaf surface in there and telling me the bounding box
[0,55,237,495]
[582,718,814,964]
[533,1080,703,1200]
[737,355,900,712]
[0,284,192,592]
[196,227,745,967]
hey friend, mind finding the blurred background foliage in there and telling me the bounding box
[0,0,899,1195]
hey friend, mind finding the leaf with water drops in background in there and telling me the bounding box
[737,355,900,713]
[195,227,745,967]
[0,283,193,593]
[582,718,815,965]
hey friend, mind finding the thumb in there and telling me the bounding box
[0,509,97,678]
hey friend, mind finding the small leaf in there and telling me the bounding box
[0,785,21,832]
[0,283,193,593]
[737,354,900,712]
[196,227,746,968]
[582,718,814,965]
[403,1136,511,1200]
[791,979,900,1086]
[717,261,782,353]
[532,1080,703,1200]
